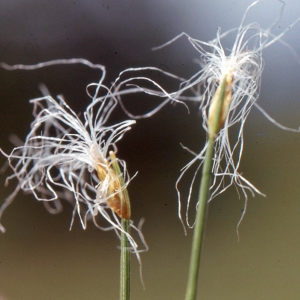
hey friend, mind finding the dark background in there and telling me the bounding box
[1,0,300,299]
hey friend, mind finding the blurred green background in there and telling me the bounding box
[1,0,300,299]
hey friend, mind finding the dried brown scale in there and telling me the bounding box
[96,162,130,220]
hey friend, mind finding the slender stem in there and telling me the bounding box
[184,76,227,300]
[109,151,131,300]
[120,218,131,300]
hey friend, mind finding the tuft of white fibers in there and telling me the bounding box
[0,59,148,264]
[108,0,300,232]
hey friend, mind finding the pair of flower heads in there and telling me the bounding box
[1,0,300,260]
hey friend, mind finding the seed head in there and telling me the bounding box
[0,59,148,262]
[107,0,300,231]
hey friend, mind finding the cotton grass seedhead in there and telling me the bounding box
[0,94,134,227]
[0,59,147,262]
[173,0,300,230]
[109,0,300,231]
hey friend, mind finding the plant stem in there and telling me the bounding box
[120,218,131,300]
[184,76,228,300]
[109,151,131,300]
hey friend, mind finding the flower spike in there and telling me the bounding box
[0,75,149,267]
[0,93,134,230]
[107,0,300,230]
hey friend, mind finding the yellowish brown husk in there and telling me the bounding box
[208,74,233,137]
[96,162,131,219]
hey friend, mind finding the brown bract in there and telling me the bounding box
[96,162,131,220]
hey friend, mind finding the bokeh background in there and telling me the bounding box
[1,0,300,299]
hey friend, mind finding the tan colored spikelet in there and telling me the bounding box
[96,161,131,220]
[208,73,233,137]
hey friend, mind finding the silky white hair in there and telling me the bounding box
[108,0,300,234]
[0,59,148,267]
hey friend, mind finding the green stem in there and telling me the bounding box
[184,76,227,300]
[109,151,131,300]
[120,218,131,300]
